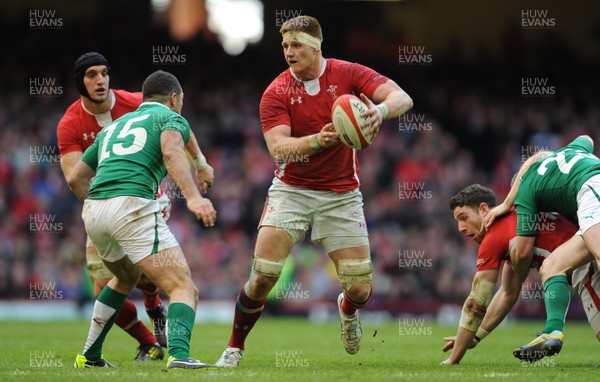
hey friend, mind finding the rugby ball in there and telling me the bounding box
[331,94,373,150]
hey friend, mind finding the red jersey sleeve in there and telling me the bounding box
[347,62,389,100]
[57,103,83,155]
[476,216,511,272]
[260,81,290,133]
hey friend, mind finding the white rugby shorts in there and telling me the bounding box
[259,178,369,253]
[82,196,179,264]
[576,174,600,235]
[571,261,600,335]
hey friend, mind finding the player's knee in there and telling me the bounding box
[189,282,199,303]
[247,256,284,298]
[251,256,284,285]
[540,257,559,281]
[138,273,154,286]
[346,282,371,304]
[93,278,109,298]
[250,273,278,297]
[338,258,373,303]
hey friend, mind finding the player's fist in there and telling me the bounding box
[196,164,214,194]
[316,123,340,148]
[187,196,217,227]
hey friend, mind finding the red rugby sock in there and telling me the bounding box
[227,286,266,350]
[115,299,157,346]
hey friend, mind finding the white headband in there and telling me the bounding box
[282,31,321,50]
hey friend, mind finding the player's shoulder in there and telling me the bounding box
[57,98,84,128]
[113,89,143,106]
[263,70,293,95]
[485,209,517,237]
[327,58,353,68]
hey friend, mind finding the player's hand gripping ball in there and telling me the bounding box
[331,94,374,149]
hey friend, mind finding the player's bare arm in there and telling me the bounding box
[441,269,497,365]
[161,129,216,227]
[478,262,525,334]
[60,151,83,181]
[360,80,413,137]
[511,236,535,274]
[264,123,340,163]
[482,150,552,230]
[184,129,214,193]
[66,160,96,201]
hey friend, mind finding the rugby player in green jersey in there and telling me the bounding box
[485,135,600,362]
[67,70,217,369]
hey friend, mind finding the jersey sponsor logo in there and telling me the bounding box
[290,96,303,105]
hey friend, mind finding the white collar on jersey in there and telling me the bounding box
[289,58,327,96]
[140,101,171,110]
[81,90,116,127]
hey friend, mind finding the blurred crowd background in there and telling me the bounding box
[2,0,600,318]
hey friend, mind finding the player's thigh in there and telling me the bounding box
[583,224,600,261]
[577,176,600,258]
[136,246,193,293]
[541,235,593,280]
[257,179,310,259]
[572,262,600,338]
[102,256,142,286]
[138,272,156,286]
[311,187,369,258]
[254,226,294,261]
[328,245,370,266]
[85,241,115,281]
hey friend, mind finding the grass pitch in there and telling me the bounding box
[1,317,598,381]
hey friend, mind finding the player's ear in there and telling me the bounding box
[168,92,177,108]
[479,203,490,215]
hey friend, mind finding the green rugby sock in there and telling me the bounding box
[542,275,570,334]
[82,286,127,361]
[167,302,196,360]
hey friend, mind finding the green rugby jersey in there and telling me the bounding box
[81,102,190,200]
[515,136,600,235]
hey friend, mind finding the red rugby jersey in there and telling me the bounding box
[57,89,142,155]
[260,59,389,193]
[477,210,576,272]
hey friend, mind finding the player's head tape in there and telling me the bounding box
[282,31,322,51]
[74,52,110,98]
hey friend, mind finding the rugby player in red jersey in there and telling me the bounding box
[441,184,600,364]
[215,15,413,367]
[57,52,168,361]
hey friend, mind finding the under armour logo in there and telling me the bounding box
[83,132,96,141]
[290,96,302,105]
